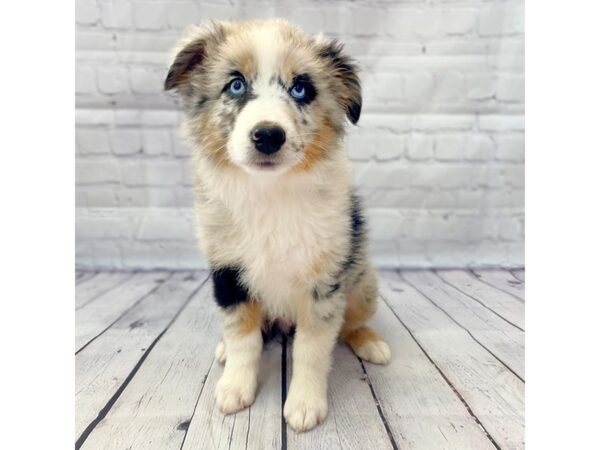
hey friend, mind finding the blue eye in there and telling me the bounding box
[228,78,246,96]
[290,83,306,100]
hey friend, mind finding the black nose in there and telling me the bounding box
[250,123,286,155]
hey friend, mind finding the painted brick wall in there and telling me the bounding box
[75,0,524,269]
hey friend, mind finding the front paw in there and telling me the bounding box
[215,371,257,414]
[284,387,328,432]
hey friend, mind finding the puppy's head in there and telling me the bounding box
[165,19,361,175]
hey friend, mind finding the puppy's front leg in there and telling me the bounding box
[284,292,345,432]
[216,301,263,414]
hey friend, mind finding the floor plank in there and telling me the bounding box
[472,269,525,301]
[358,293,496,450]
[402,270,524,380]
[75,272,169,352]
[436,269,525,330]
[82,274,213,449]
[511,269,525,283]
[182,340,283,450]
[287,342,394,450]
[75,272,133,309]
[76,272,208,446]
[379,272,525,450]
[76,271,98,285]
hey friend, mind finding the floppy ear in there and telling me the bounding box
[164,23,227,91]
[318,39,362,124]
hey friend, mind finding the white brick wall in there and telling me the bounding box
[76,0,524,270]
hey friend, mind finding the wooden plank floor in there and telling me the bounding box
[75,269,525,450]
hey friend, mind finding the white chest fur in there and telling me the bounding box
[194,155,352,320]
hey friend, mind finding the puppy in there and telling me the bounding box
[165,19,390,432]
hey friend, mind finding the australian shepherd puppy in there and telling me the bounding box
[165,19,390,432]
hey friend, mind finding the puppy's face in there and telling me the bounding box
[165,20,361,175]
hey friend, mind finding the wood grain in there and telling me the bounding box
[76,271,98,285]
[380,272,525,450]
[75,272,206,441]
[75,272,132,309]
[402,270,524,380]
[435,269,525,330]
[362,297,497,449]
[75,272,169,351]
[472,269,525,301]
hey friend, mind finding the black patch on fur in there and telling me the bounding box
[328,282,341,295]
[342,194,365,273]
[164,23,227,92]
[347,100,362,124]
[312,282,341,302]
[318,40,362,124]
[212,267,249,309]
[289,73,317,106]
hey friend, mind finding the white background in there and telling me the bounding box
[75,0,524,269]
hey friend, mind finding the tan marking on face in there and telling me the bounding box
[221,38,258,78]
[293,117,338,173]
[195,112,234,168]
[238,301,263,335]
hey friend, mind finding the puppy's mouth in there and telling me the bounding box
[253,161,278,170]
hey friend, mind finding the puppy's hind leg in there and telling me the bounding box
[341,266,391,365]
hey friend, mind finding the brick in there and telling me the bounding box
[76,160,120,184]
[133,3,167,30]
[121,161,183,186]
[403,71,434,104]
[435,71,466,102]
[76,0,100,25]
[97,66,129,94]
[407,134,434,160]
[375,135,406,161]
[100,2,133,29]
[478,115,524,132]
[130,67,163,94]
[350,7,384,36]
[354,162,411,189]
[110,129,142,155]
[167,3,200,28]
[142,129,172,156]
[495,134,524,161]
[365,74,404,102]
[172,132,190,157]
[488,39,524,70]
[466,74,495,100]
[181,159,195,186]
[441,9,477,35]
[76,128,111,155]
[75,66,96,94]
[478,7,524,37]
[413,115,475,132]
[137,213,194,241]
[346,133,376,161]
[434,134,466,161]
[289,8,326,34]
[76,215,133,239]
[465,135,495,161]
[497,75,525,103]
[501,165,525,188]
